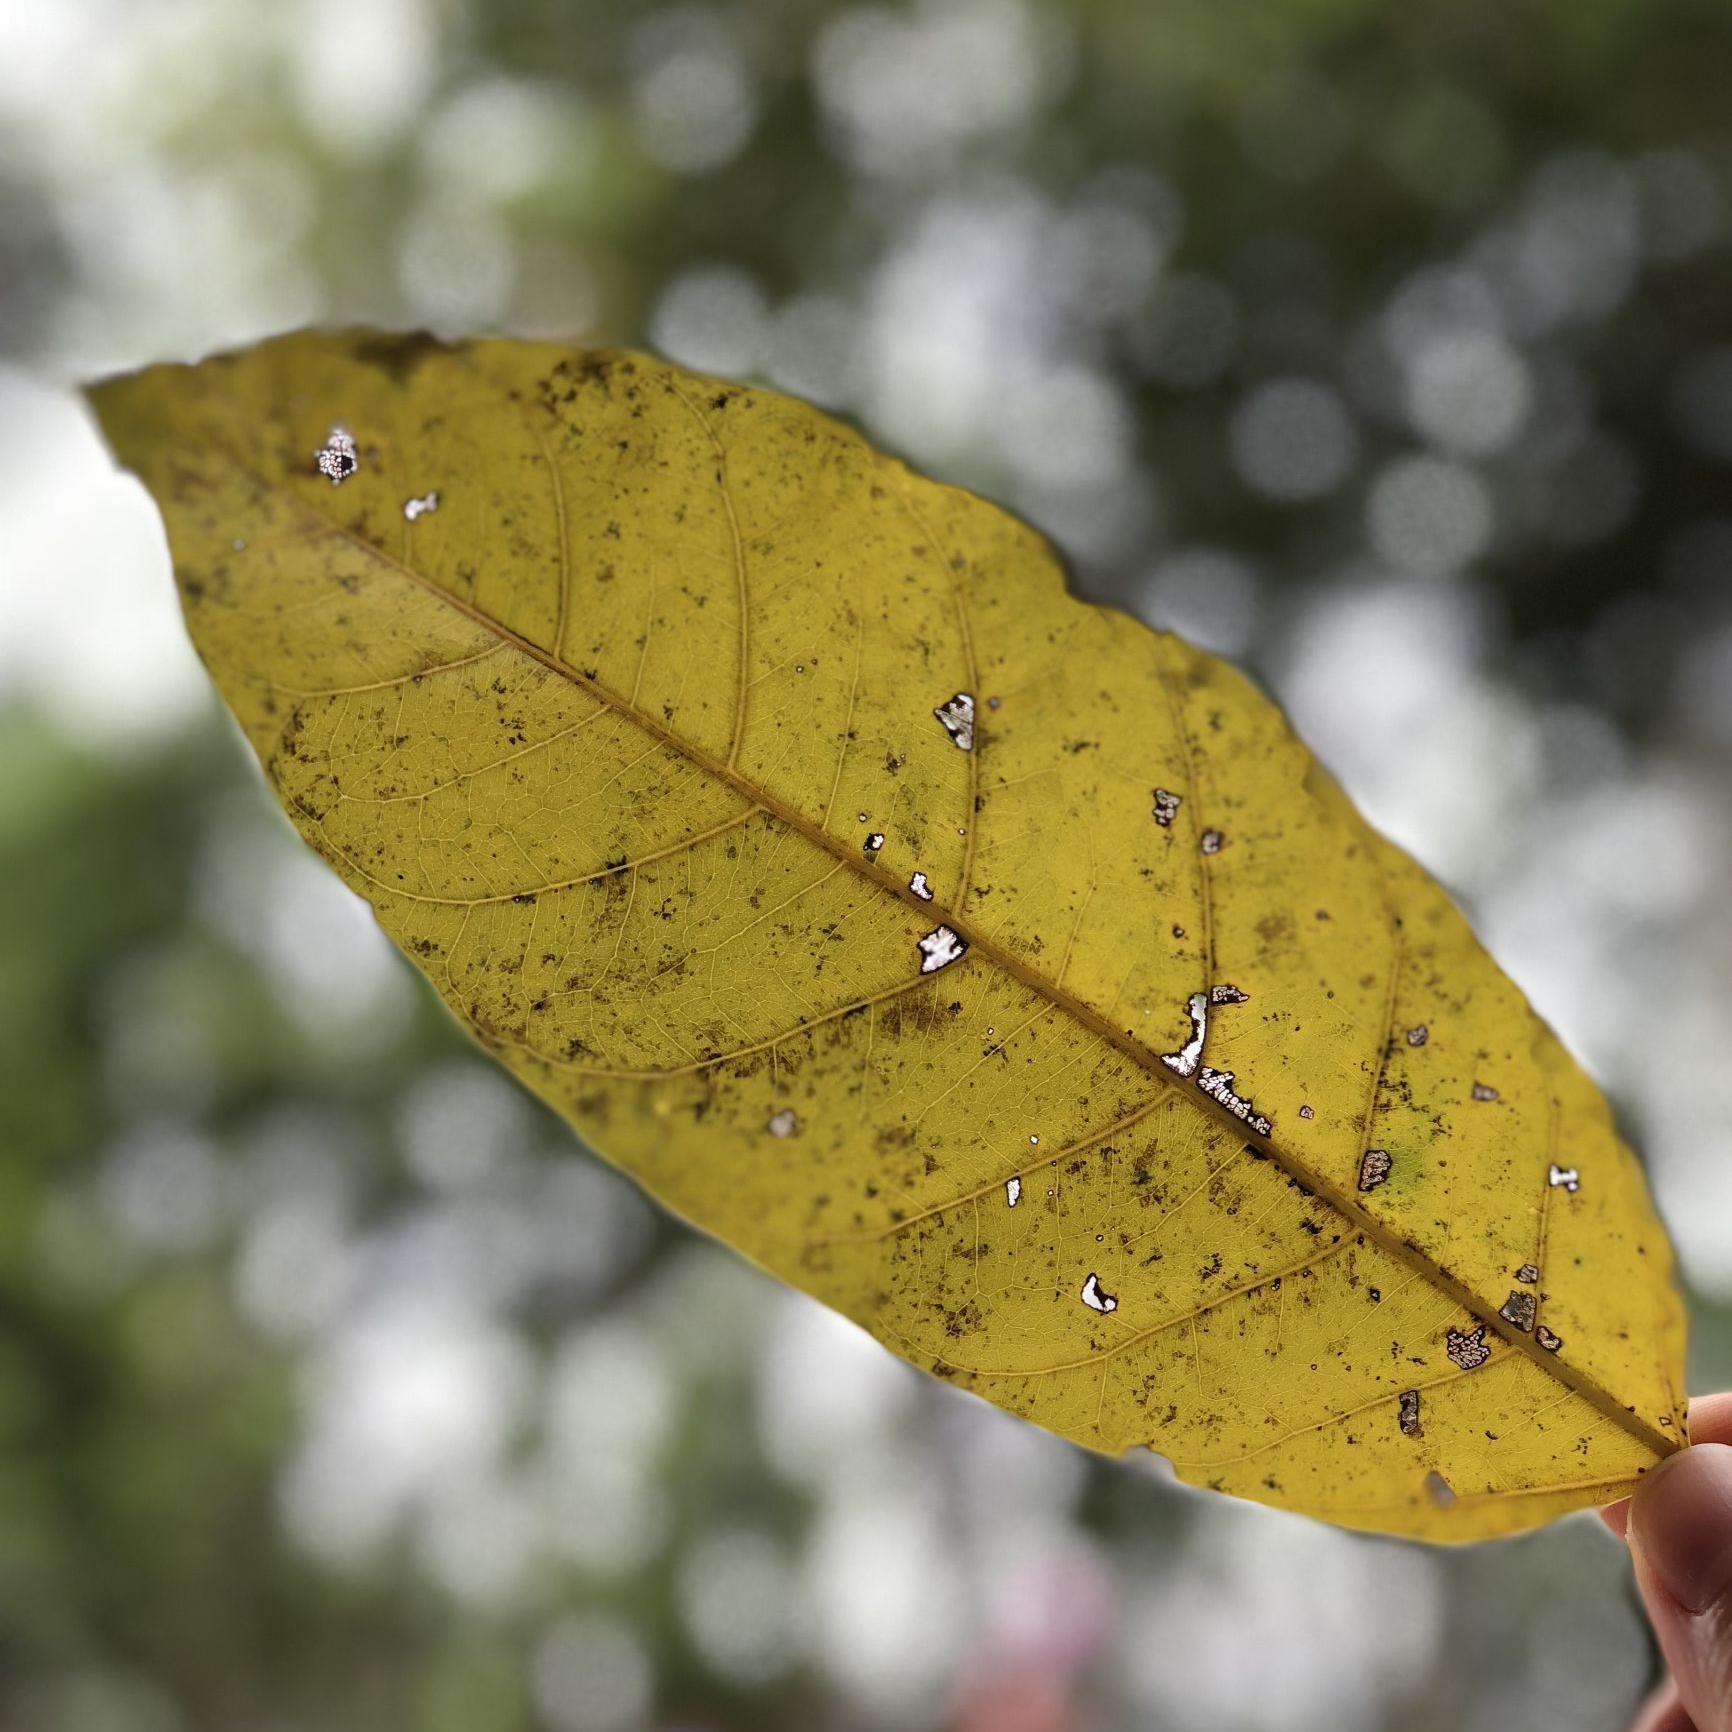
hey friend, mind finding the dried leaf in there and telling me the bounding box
[89,331,1689,1541]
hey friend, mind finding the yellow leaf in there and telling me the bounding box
[89,330,1688,1541]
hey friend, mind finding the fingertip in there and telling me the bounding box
[1629,1442,1732,1615]
[1685,1392,1732,1448]
[1601,1395,1732,1544]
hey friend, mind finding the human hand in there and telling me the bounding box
[1602,1394,1732,1731]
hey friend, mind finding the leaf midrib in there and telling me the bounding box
[217,442,1675,1466]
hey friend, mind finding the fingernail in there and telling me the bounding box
[1630,1442,1732,1615]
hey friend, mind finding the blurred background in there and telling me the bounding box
[2,1,1731,1727]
